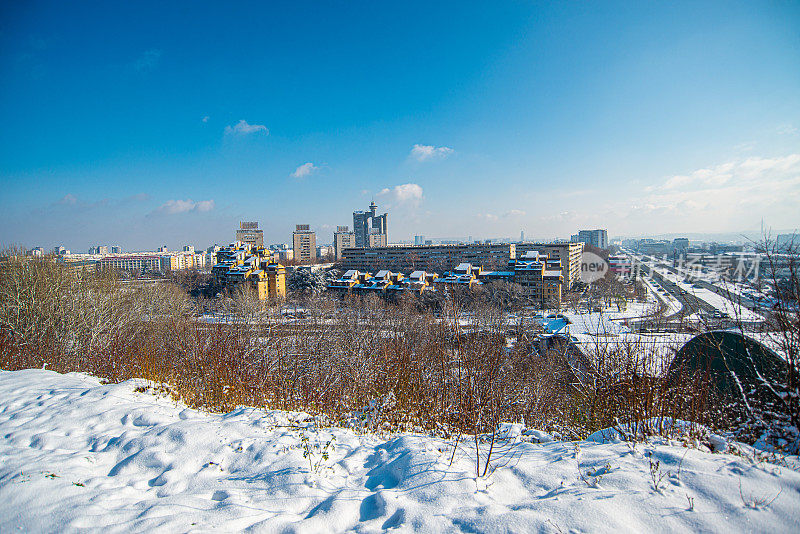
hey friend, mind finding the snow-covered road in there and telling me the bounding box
[1,369,799,533]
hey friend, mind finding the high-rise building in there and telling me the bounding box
[183,245,195,254]
[414,235,425,246]
[368,233,387,247]
[334,226,356,260]
[673,238,690,253]
[236,221,264,248]
[111,246,122,254]
[293,224,317,263]
[353,201,387,248]
[577,229,608,249]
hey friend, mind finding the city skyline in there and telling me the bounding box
[1,1,799,251]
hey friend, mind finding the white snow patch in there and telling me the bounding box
[2,369,799,532]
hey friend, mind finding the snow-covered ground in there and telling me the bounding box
[2,370,799,533]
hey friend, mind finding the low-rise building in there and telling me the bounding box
[341,243,516,273]
[98,254,161,272]
[327,254,562,307]
[211,243,286,301]
[516,242,582,290]
[159,253,195,271]
[506,251,563,306]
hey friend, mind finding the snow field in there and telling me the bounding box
[1,369,799,533]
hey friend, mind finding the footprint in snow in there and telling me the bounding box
[212,490,230,501]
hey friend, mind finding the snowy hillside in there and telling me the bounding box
[1,369,799,533]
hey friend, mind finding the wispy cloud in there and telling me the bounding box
[476,209,524,222]
[409,144,453,162]
[292,162,318,178]
[54,193,149,210]
[125,193,151,203]
[611,153,800,231]
[653,154,800,193]
[132,49,162,72]
[224,120,268,136]
[154,199,215,215]
[58,193,78,205]
[378,183,424,207]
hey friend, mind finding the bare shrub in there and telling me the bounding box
[3,245,795,453]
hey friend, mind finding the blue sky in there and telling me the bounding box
[1,1,799,251]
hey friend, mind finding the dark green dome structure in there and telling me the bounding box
[668,330,787,403]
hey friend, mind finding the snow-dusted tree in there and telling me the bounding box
[287,267,329,298]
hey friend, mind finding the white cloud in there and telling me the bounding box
[224,120,268,136]
[195,200,215,212]
[409,144,453,162]
[377,183,424,207]
[504,209,526,217]
[156,199,215,215]
[656,155,800,193]
[292,162,318,178]
[777,124,798,135]
[614,153,800,232]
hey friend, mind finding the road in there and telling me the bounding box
[629,256,766,333]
